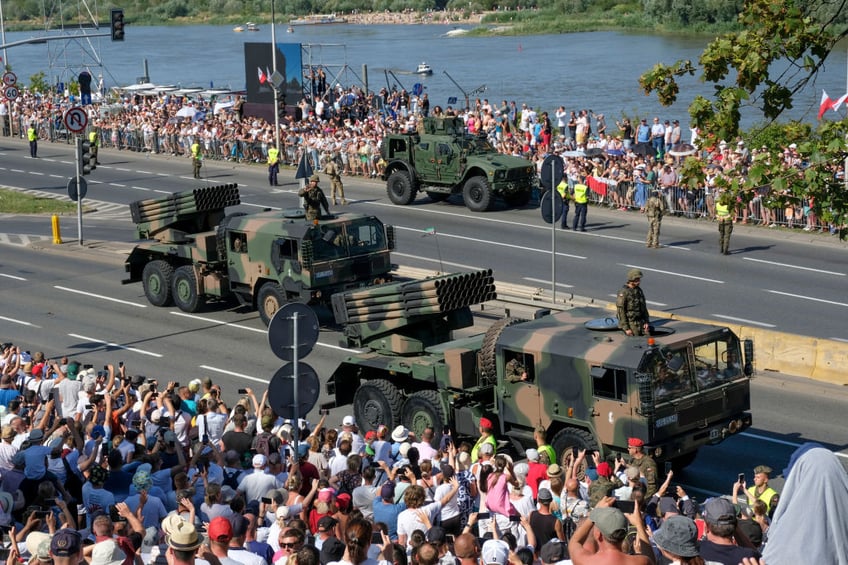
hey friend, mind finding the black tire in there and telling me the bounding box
[504,189,532,207]
[550,427,599,478]
[257,282,286,326]
[171,265,205,313]
[463,175,493,212]
[426,191,450,202]
[479,317,525,386]
[401,390,446,447]
[670,449,699,472]
[142,260,174,307]
[387,170,417,205]
[354,379,404,433]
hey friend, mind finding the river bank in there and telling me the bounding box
[341,10,487,26]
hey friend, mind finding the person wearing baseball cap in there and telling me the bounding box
[470,416,496,462]
[699,497,760,563]
[627,437,658,497]
[50,529,83,565]
[568,498,652,564]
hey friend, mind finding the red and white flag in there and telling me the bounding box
[258,67,267,84]
[266,67,272,83]
[819,90,835,120]
[832,93,848,113]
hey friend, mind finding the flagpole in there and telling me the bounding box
[271,0,281,154]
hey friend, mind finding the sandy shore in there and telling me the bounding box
[342,10,486,26]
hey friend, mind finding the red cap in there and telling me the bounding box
[208,516,233,542]
[628,437,644,447]
[596,462,613,477]
[336,493,351,511]
[479,417,493,430]
[365,430,377,441]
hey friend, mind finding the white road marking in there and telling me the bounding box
[0,273,27,281]
[110,183,127,188]
[54,286,147,308]
[743,257,845,276]
[241,202,281,210]
[29,172,45,176]
[393,252,484,271]
[621,264,724,284]
[767,290,848,308]
[67,333,163,357]
[712,314,776,328]
[605,293,667,307]
[523,277,573,288]
[741,432,848,460]
[114,168,134,172]
[831,337,848,343]
[396,226,587,260]
[130,186,151,191]
[199,365,270,384]
[0,315,40,328]
[154,189,171,194]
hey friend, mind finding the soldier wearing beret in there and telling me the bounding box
[616,269,650,336]
[298,174,331,221]
[627,437,658,498]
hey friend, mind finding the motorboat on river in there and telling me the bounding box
[415,62,433,75]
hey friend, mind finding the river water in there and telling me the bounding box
[4,23,847,128]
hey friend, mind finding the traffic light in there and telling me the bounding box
[111,9,125,41]
[78,138,95,175]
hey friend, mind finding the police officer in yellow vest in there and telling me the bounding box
[556,179,571,229]
[716,192,733,255]
[27,123,38,158]
[267,146,280,186]
[88,128,100,165]
[191,139,202,179]
[572,176,589,232]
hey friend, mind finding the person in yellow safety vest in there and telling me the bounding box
[89,128,100,165]
[556,179,571,229]
[470,417,497,463]
[27,123,38,158]
[716,193,733,255]
[572,176,589,232]
[268,146,280,186]
[191,139,202,179]
[745,465,779,513]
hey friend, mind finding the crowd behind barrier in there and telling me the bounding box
[1,83,843,235]
[1,343,846,565]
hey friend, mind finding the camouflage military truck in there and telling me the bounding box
[123,184,395,325]
[326,271,753,468]
[381,116,536,212]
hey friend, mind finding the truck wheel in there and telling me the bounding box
[504,190,532,207]
[387,170,417,205]
[142,260,174,307]
[172,265,205,313]
[463,176,493,212]
[257,282,286,326]
[551,427,599,479]
[401,390,446,447]
[426,191,450,202]
[354,379,404,432]
[480,317,525,386]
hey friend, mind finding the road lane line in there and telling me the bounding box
[743,257,845,276]
[605,293,667,307]
[0,316,40,328]
[67,333,163,357]
[524,277,573,288]
[621,264,724,284]
[199,364,270,384]
[741,432,848,460]
[54,286,147,308]
[766,290,848,307]
[110,183,127,188]
[154,189,171,194]
[241,202,281,210]
[712,314,776,328]
[395,226,587,260]
[131,186,151,191]
[29,172,45,176]
[0,273,27,281]
[393,252,484,271]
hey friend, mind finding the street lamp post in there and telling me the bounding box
[271,0,281,153]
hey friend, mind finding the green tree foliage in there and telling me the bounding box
[639,0,848,236]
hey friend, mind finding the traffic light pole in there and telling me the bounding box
[75,135,84,245]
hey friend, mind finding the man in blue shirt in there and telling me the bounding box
[372,482,406,541]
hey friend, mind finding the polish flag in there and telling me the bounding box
[258,67,267,84]
[818,90,834,120]
[832,93,848,113]
[266,67,273,83]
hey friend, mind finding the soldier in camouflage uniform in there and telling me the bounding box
[588,461,623,507]
[616,269,650,336]
[645,188,669,248]
[324,155,347,205]
[627,437,658,498]
[298,174,331,221]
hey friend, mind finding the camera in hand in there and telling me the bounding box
[738,473,745,483]
[371,532,382,544]
[238,388,247,395]
[614,500,636,513]
[260,497,272,504]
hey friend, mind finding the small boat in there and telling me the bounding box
[246,22,260,31]
[289,13,347,25]
[233,25,245,32]
[287,25,294,33]
[415,62,433,75]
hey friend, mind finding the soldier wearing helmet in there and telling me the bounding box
[298,174,331,221]
[616,269,650,336]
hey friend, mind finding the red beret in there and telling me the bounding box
[628,437,644,447]
[479,417,493,430]
[596,462,613,478]
[364,430,377,441]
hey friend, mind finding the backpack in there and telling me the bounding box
[252,431,275,458]
[222,467,241,490]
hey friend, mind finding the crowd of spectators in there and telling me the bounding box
[1,342,846,565]
[2,80,843,234]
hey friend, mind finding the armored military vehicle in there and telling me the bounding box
[123,184,395,325]
[327,271,753,467]
[381,116,536,212]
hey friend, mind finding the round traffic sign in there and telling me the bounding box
[267,362,321,420]
[540,190,564,224]
[67,177,88,201]
[267,302,320,361]
[1,72,16,87]
[3,86,19,100]
[539,154,564,191]
[63,107,88,133]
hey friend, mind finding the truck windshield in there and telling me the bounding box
[305,219,387,261]
[459,136,495,153]
[645,335,744,403]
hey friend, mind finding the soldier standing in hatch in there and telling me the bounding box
[324,155,346,205]
[616,269,650,336]
[298,174,331,221]
[645,187,668,248]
